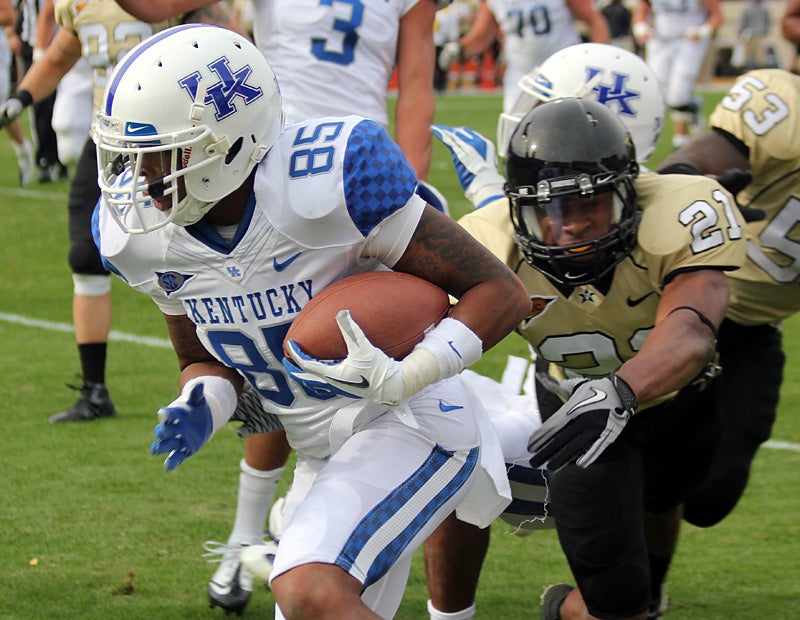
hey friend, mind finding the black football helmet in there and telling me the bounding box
[505,97,640,286]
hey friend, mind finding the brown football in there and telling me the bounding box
[284,271,451,361]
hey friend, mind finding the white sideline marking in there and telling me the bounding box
[0,312,172,349]
[0,187,70,201]
[2,311,800,452]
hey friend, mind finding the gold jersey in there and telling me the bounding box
[459,173,746,405]
[710,69,800,326]
[55,0,177,114]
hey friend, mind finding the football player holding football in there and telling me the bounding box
[427,97,746,620]
[92,24,529,620]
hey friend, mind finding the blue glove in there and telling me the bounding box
[430,124,505,209]
[152,382,214,471]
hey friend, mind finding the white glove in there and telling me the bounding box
[284,310,482,406]
[438,40,462,71]
[528,374,638,471]
[431,124,505,209]
[283,310,408,405]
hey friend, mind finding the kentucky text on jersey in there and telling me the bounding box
[182,280,314,325]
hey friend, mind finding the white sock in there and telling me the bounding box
[11,139,31,156]
[427,599,476,620]
[227,459,285,545]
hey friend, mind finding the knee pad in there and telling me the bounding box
[72,273,111,296]
[68,239,108,275]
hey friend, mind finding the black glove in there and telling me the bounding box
[659,163,764,223]
[528,373,637,471]
[0,90,32,129]
[713,168,764,222]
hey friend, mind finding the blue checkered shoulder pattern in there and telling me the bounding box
[342,120,418,237]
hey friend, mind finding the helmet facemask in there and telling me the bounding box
[96,116,225,233]
[508,174,640,286]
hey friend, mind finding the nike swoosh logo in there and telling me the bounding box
[327,375,370,389]
[564,272,586,281]
[626,292,655,307]
[273,251,302,272]
[439,400,464,412]
[565,388,607,415]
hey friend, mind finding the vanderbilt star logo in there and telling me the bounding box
[626,291,655,307]
[578,289,596,303]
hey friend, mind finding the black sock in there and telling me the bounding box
[648,553,672,607]
[78,343,108,385]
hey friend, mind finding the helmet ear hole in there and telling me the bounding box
[225,137,244,165]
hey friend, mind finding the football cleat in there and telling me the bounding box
[16,140,35,187]
[48,383,116,423]
[647,585,669,619]
[203,541,256,615]
[540,583,574,620]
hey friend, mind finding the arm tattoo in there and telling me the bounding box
[395,207,519,298]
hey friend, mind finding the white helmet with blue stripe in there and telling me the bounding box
[94,24,283,233]
[497,43,665,163]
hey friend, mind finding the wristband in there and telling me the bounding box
[632,22,651,39]
[697,23,713,39]
[16,89,33,108]
[399,317,483,400]
[181,375,237,434]
[415,317,483,377]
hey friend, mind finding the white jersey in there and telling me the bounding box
[650,0,708,40]
[253,0,420,126]
[486,0,582,113]
[96,116,424,458]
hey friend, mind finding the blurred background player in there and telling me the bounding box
[437,0,610,115]
[12,0,67,181]
[733,0,771,72]
[115,0,443,613]
[632,0,722,150]
[33,0,91,169]
[0,0,34,185]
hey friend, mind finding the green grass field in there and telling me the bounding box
[1,89,798,619]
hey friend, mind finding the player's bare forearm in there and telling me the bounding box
[616,270,728,403]
[182,1,248,37]
[659,131,750,177]
[116,0,219,23]
[393,207,529,350]
[163,313,243,392]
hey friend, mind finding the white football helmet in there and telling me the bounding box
[497,43,665,162]
[94,24,284,234]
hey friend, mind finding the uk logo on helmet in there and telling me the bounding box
[178,57,264,121]
[585,69,640,117]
